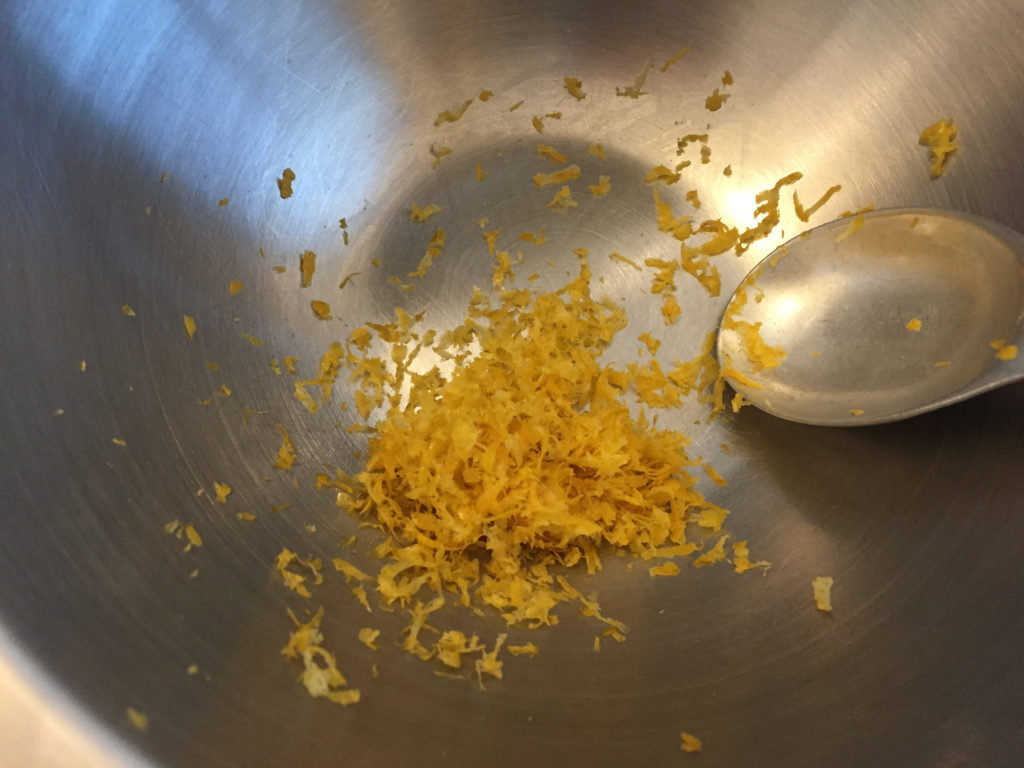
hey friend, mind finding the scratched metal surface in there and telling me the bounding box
[1,0,1023,766]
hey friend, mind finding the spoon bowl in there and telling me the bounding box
[717,209,1024,426]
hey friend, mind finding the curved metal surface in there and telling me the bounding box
[2,1,1023,766]
[718,208,1024,425]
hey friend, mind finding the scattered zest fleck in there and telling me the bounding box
[813,576,834,612]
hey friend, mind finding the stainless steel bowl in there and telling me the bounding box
[3,1,1023,766]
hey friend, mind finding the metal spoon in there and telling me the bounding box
[717,208,1024,425]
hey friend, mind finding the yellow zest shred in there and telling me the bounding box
[282,607,360,705]
[409,229,446,279]
[277,168,295,199]
[793,184,842,222]
[996,345,1019,361]
[638,332,661,355]
[112,438,127,447]
[537,144,568,164]
[705,88,729,111]
[126,707,149,732]
[919,118,958,178]
[274,548,323,598]
[702,464,727,487]
[475,633,508,689]
[533,165,581,188]
[661,295,681,325]
[547,185,578,212]
[648,561,681,577]
[214,482,232,503]
[509,100,524,112]
[564,77,586,100]
[692,535,729,568]
[680,732,702,753]
[610,251,642,270]
[433,99,472,126]
[479,90,493,102]
[300,251,316,287]
[661,46,690,73]
[588,142,606,160]
[311,300,332,320]
[357,627,380,650]
[732,541,770,574]
[430,144,452,169]
[834,204,874,243]
[616,62,653,98]
[645,165,681,185]
[518,229,547,245]
[409,203,443,222]
[274,424,297,470]
[183,315,197,340]
[476,162,488,182]
[589,175,611,197]
[121,304,136,317]
[508,642,540,657]
[813,576,834,612]
[906,318,923,332]
[531,116,544,133]
[685,189,701,209]
[237,512,256,522]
